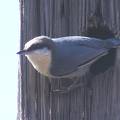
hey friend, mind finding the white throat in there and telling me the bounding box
[25,48,52,76]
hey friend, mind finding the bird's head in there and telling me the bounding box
[17,36,55,75]
[17,36,54,56]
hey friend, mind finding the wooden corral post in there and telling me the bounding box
[17,0,120,120]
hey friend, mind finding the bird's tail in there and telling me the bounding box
[105,38,120,48]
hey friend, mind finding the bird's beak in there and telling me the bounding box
[16,50,27,55]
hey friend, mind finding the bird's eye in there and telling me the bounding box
[27,44,46,51]
[27,44,45,51]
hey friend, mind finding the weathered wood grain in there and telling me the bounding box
[18,0,120,120]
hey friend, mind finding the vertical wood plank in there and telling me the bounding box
[18,0,120,120]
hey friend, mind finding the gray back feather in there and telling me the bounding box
[50,36,110,77]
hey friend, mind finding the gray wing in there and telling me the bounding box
[50,36,109,77]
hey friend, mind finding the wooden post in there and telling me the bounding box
[18,0,120,120]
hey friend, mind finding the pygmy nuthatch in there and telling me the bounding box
[17,36,120,78]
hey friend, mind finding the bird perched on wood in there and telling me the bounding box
[17,35,120,78]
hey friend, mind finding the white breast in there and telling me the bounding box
[25,48,52,76]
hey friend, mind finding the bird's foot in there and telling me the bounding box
[51,80,85,94]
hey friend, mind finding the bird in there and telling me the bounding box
[17,35,120,78]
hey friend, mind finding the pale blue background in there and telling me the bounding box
[0,0,19,119]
